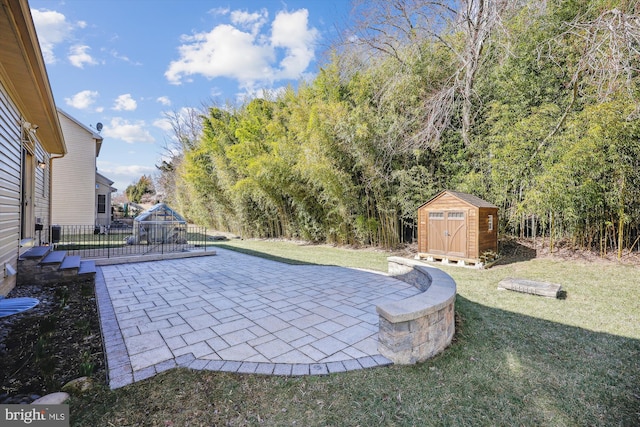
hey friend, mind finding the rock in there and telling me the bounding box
[31,392,69,405]
[498,277,564,298]
[61,376,93,395]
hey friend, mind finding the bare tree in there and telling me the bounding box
[549,3,640,106]
[526,2,640,171]
[156,106,205,202]
[162,106,205,153]
[349,0,511,147]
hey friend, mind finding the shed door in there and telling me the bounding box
[428,211,467,257]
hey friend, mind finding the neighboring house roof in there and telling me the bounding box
[58,108,103,156]
[420,190,498,209]
[95,172,114,185]
[96,171,117,192]
[0,0,66,155]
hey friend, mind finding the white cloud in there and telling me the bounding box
[153,117,173,133]
[230,9,268,35]
[156,96,171,106]
[68,44,98,68]
[109,49,141,65]
[271,9,319,79]
[97,161,156,176]
[208,7,230,16]
[97,160,157,193]
[165,8,318,91]
[64,90,99,110]
[101,117,155,143]
[165,24,274,87]
[31,9,72,63]
[112,94,137,111]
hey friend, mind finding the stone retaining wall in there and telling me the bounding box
[376,257,456,364]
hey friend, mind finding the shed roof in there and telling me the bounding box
[420,190,497,209]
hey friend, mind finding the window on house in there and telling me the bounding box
[488,215,494,231]
[97,194,106,214]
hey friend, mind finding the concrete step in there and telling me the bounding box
[40,250,66,265]
[19,246,51,260]
[78,260,96,275]
[59,255,81,270]
[17,248,96,286]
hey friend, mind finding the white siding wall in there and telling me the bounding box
[95,175,112,226]
[51,113,96,225]
[0,81,21,295]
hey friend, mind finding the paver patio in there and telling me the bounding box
[94,247,420,388]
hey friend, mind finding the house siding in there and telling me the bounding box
[0,81,21,295]
[51,113,97,225]
[95,173,113,226]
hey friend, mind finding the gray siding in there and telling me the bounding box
[0,81,21,295]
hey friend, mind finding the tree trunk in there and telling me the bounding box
[549,211,554,254]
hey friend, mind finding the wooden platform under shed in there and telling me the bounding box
[415,253,492,269]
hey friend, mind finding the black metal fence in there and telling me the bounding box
[50,223,211,259]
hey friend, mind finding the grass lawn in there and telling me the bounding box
[211,239,392,271]
[71,239,640,426]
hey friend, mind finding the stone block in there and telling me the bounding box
[498,277,563,298]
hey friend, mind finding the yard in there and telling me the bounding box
[36,240,640,425]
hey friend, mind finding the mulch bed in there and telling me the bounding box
[0,278,105,404]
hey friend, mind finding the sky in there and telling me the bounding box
[29,0,352,194]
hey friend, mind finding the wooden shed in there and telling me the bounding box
[417,191,498,265]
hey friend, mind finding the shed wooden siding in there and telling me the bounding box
[418,191,498,262]
[0,81,21,295]
[478,207,498,253]
[51,112,98,225]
